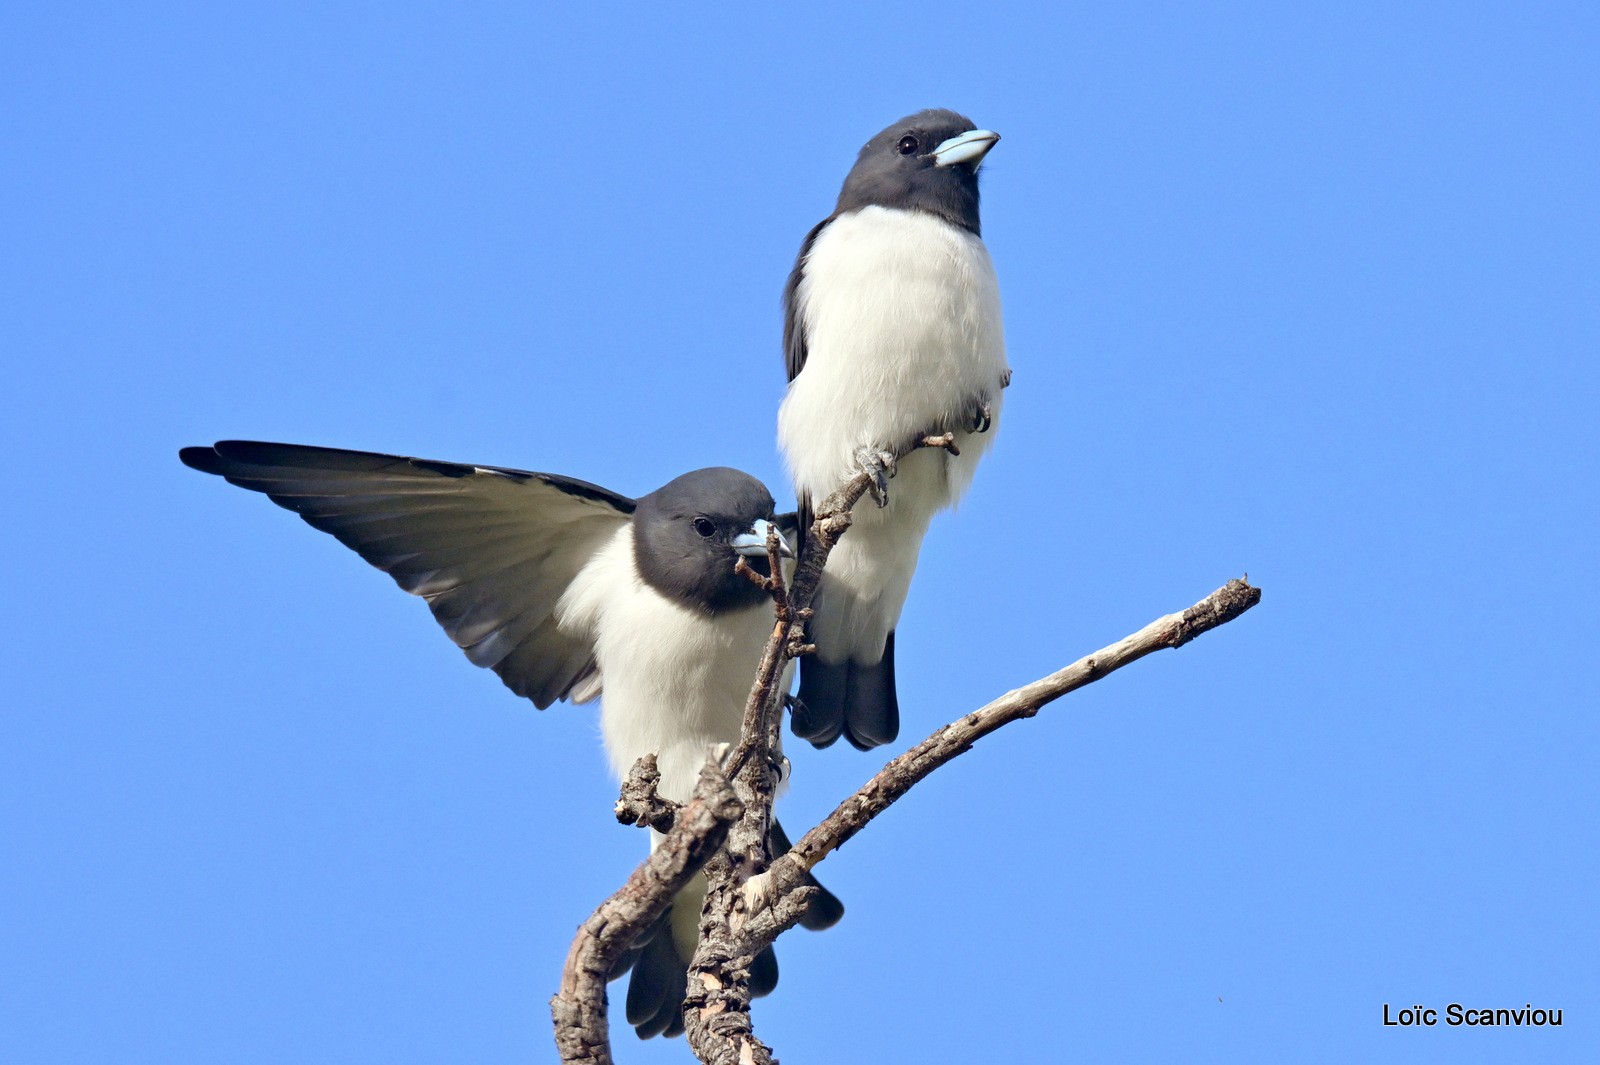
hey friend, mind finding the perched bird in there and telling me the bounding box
[778,109,1009,751]
[180,440,841,1039]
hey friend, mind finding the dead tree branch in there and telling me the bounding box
[551,426,1262,1064]
[743,578,1262,932]
[682,436,954,1065]
[613,753,680,833]
[551,760,742,1065]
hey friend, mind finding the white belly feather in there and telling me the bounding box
[556,525,777,803]
[777,206,1008,663]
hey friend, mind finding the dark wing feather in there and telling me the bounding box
[180,440,634,709]
[782,217,831,382]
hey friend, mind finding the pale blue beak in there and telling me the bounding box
[731,519,794,559]
[932,129,1000,168]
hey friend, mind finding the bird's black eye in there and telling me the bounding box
[692,517,716,538]
[897,134,920,155]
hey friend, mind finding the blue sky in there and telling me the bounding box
[4,2,1596,1062]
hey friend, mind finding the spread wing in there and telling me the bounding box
[180,440,635,708]
[782,218,831,382]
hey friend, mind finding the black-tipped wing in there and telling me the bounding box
[181,441,635,709]
[782,218,830,382]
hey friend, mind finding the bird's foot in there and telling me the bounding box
[853,446,897,508]
[962,393,994,434]
[968,402,992,434]
[742,869,776,914]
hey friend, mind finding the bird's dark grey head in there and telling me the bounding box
[633,467,785,614]
[833,108,999,235]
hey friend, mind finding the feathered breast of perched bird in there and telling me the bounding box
[556,525,775,802]
[778,204,1009,520]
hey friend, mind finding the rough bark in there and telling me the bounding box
[552,437,1262,1064]
[551,761,742,1065]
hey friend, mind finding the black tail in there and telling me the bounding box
[614,820,843,1039]
[792,631,900,751]
[769,818,846,930]
[621,913,778,1039]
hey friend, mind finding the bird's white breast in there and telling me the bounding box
[777,204,1008,508]
[556,526,775,802]
[777,206,1008,662]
